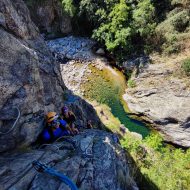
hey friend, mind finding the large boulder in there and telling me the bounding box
[0,130,138,190]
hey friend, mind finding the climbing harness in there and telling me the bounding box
[0,107,20,135]
[32,161,78,190]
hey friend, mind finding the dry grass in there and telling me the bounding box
[150,48,190,87]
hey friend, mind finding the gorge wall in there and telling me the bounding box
[24,0,72,39]
[0,0,67,152]
[0,0,100,153]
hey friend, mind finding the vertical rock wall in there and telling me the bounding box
[24,0,72,38]
[0,0,66,152]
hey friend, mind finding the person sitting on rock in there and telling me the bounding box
[41,112,72,143]
[61,106,79,135]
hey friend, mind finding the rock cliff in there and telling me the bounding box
[25,0,72,38]
[0,130,137,190]
[0,0,67,152]
[0,0,100,153]
[123,56,190,147]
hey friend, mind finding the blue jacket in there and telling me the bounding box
[42,119,69,142]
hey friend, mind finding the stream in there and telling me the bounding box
[82,64,150,138]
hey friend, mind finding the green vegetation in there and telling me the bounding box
[81,64,149,137]
[156,8,190,54]
[182,58,190,75]
[127,79,136,88]
[94,96,190,190]
[92,0,132,52]
[61,0,190,57]
[61,0,76,17]
[121,134,190,190]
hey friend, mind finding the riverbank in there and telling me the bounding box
[123,52,190,147]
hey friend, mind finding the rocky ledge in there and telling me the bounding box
[123,61,190,147]
[0,129,137,190]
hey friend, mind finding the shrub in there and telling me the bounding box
[92,0,132,52]
[127,79,136,88]
[61,0,76,17]
[156,8,190,53]
[121,134,190,190]
[182,58,190,75]
[133,0,156,38]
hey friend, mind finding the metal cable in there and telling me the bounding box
[0,107,20,135]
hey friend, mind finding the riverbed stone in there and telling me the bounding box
[47,36,96,61]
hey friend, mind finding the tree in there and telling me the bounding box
[133,0,156,38]
[93,0,132,52]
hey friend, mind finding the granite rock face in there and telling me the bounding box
[25,0,72,38]
[0,0,66,152]
[123,62,190,147]
[0,0,103,153]
[0,130,138,190]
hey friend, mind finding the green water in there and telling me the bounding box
[83,65,150,138]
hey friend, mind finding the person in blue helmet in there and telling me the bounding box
[41,112,72,143]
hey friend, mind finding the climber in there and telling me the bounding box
[41,112,72,143]
[61,106,79,135]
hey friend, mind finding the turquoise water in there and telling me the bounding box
[83,65,150,138]
[108,99,150,138]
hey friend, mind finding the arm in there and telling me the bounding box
[60,120,73,135]
[69,111,76,122]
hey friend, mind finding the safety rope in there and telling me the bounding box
[0,107,20,135]
[32,161,78,190]
[38,136,76,152]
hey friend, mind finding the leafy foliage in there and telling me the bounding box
[127,79,136,88]
[133,0,156,38]
[61,0,76,17]
[60,0,190,56]
[121,134,190,190]
[61,0,157,54]
[92,0,132,52]
[156,8,190,54]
